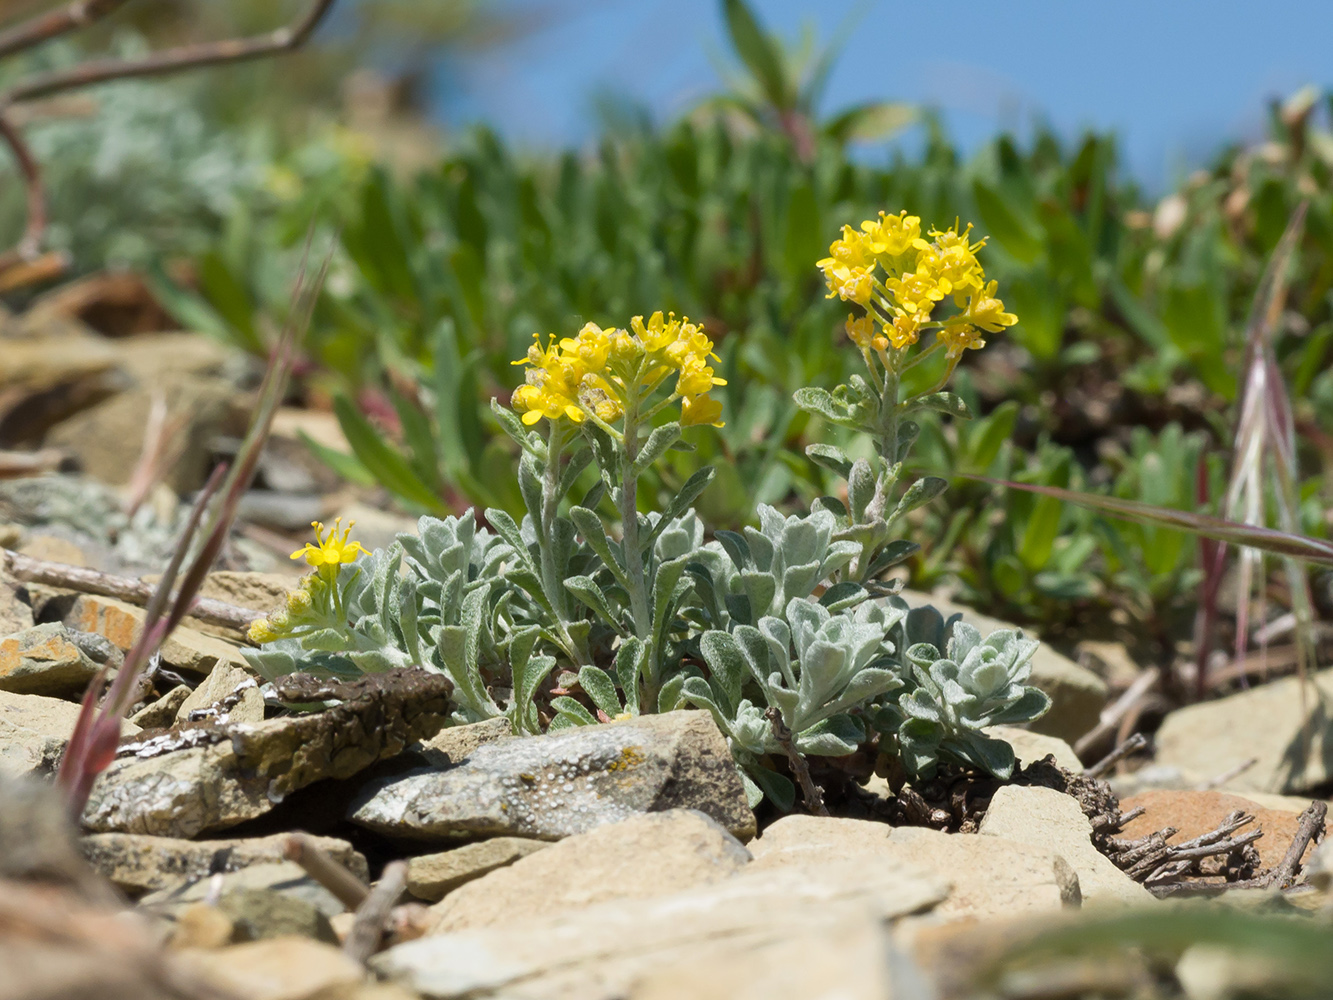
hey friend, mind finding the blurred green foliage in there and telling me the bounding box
[5,1,1333,654]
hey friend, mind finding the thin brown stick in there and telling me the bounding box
[343,860,406,965]
[283,833,369,911]
[0,0,133,61]
[764,706,828,817]
[1081,732,1148,780]
[1195,756,1260,791]
[1,547,265,633]
[0,109,44,268]
[0,0,337,106]
[1073,667,1159,758]
[0,0,337,279]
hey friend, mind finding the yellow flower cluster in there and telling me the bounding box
[512,313,727,428]
[248,519,366,646]
[817,211,1017,362]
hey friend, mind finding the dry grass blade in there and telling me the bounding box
[964,477,1333,567]
[55,233,332,817]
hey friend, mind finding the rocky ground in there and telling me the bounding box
[3,279,1333,999]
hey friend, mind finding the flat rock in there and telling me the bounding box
[985,725,1082,772]
[979,785,1152,905]
[175,936,365,1000]
[63,593,250,678]
[748,814,1080,920]
[373,858,947,1000]
[0,566,32,636]
[0,622,99,697]
[349,711,755,843]
[432,810,752,931]
[1153,669,1333,794]
[82,669,453,837]
[140,860,348,919]
[899,589,1107,743]
[406,838,548,902]
[81,831,368,897]
[420,716,514,760]
[128,684,190,728]
[174,661,263,725]
[0,688,137,780]
[1120,789,1332,871]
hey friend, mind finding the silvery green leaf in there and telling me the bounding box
[556,448,594,504]
[518,451,543,523]
[715,529,751,573]
[699,630,745,714]
[724,594,753,626]
[740,570,777,618]
[894,420,920,463]
[946,622,983,662]
[657,671,687,713]
[300,628,353,653]
[739,770,765,810]
[889,476,948,523]
[987,687,1052,726]
[614,637,644,716]
[818,581,866,612]
[643,466,716,554]
[631,422,682,479]
[651,557,690,641]
[897,717,944,778]
[793,386,857,426]
[491,398,541,454]
[569,506,630,589]
[579,479,606,510]
[484,508,532,568]
[865,539,920,579]
[794,713,865,756]
[805,442,853,478]
[848,459,876,521]
[680,675,728,730]
[907,392,973,420]
[948,731,1017,780]
[550,696,598,726]
[812,495,848,518]
[578,665,622,717]
[510,628,553,734]
[564,575,623,631]
[755,618,793,688]
[780,561,822,606]
[900,688,944,723]
[748,764,796,812]
[347,648,410,673]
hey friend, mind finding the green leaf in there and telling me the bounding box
[577,665,623,718]
[641,466,715,554]
[297,432,375,488]
[564,575,624,631]
[614,637,644,716]
[722,0,788,108]
[632,422,682,478]
[971,178,1043,264]
[550,695,598,727]
[570,506,631,588]
[889,476,948,522]
[748,764,796,811]
[907,392,973,420]
[805,443,852,478]
[823,101,915,143]
[333,396,444,513]
[699,630,745,714]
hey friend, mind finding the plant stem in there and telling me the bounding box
[619,389,656,705]
[540,427,569,620]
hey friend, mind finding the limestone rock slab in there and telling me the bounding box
[406,838,548,902]
[0,622,99,697]
[350,711,755,843]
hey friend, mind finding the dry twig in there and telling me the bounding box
[1,547,264,633]
[764,706,829,817]
[343,860,407,965]
[283,833,369,911]
[1081,732,1148,780]
[0,0,337,281]
[1073,668,1159,758]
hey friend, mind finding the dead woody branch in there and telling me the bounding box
[0,0,337,283]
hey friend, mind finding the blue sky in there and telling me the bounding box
[440,0,1333,189]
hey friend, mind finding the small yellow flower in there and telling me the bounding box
[963,280,1019,333]
[859,210,928,258]
[937,324,986,360]
[826,225,875,268]
[285,588,313,615]
[247,617,279,645]
[887,314,922,350]
[818,259,875,305]
[680,393,724,428]
[845,314,876,349]
[291,518,367,567]
[676,359,725,397]
[887,269,946,316]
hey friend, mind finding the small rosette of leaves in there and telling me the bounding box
[683,597,903,808]
[889,622,1051,781]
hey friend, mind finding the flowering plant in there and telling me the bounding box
[245,213,1049,810]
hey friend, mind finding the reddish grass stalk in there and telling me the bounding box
[56,235,331,818]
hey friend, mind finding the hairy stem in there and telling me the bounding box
[619,390,656,704]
